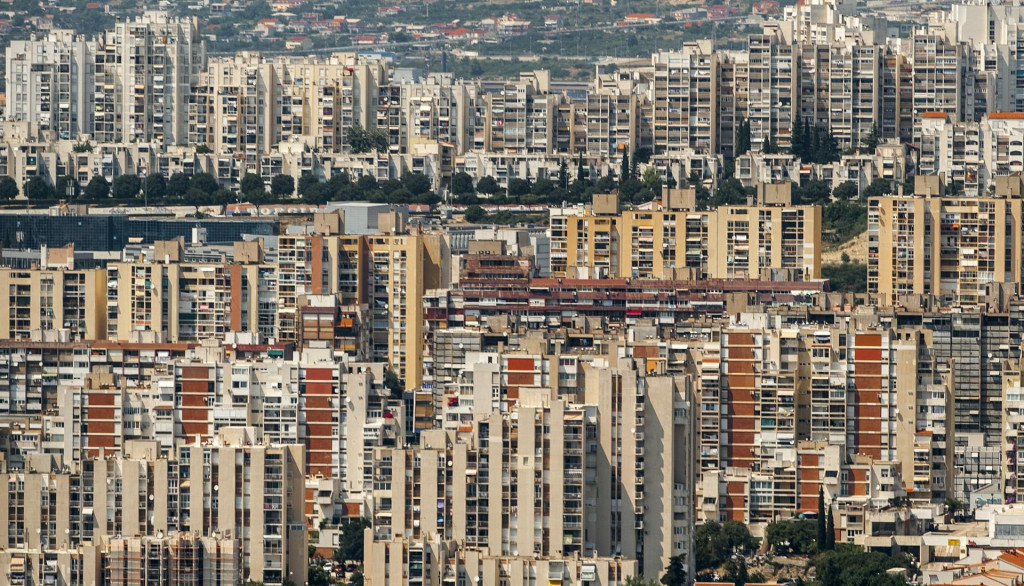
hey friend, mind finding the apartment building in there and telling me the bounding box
[364,351,695,584]
[481,72,564,155]
[366,227,450,389]
[910,32,969,143]
[1002,362,1024,505]
[692,314,959,527]
[91,12,206,145]
[585,70,645,158]
[746,32,798,153]
[868,175,1024,306]
[0,266,106,341]
[0,429,306,586]
[550,192,821,280]
[651,43,719,154]
[5,30,93,140]
[105,534,240,586]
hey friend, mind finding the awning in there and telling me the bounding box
[10,558,25,572]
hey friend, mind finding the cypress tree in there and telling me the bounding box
[792,118,805,159]
[817,486,827,548]
[825,501,836,550]
[736,117,751,156]
[862,122,879,154]
[620,149,630,183]
[810,125,822,164]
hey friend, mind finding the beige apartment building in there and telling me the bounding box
[364,348,695,584]
[0,428,306,586]
[105,534,240,586]
[366,225,450,389]
[652,43,720,154]
[551,191,822,280]
[868,175,1024,306]
[91,12,207,145]
[0,266,106,340]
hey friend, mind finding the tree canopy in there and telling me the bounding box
[333,517,371,564]
[695,521,758,574]
[814,546,912,586]
[766,519,818,555]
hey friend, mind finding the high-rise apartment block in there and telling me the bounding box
[868,175,1024,306]
[551,191,821,280]
[14,2,1024,195]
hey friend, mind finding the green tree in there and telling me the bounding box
[84,175,110,199]
[271,174,295,198]
[308,565,331,586]
[111,174,142,199]
[240,173,266,198]
[576,152,588,183]
[818,486,827,547]
[190,172,220,195]
[298,173,322,198]
[451,171,475,196]
[531,177,555,198]
[794,179,831,205]
[356,175,377,192]
[820,126,841,163]
[833,181,858,201]
[477,176,500,195]
[862,123,879,154]
[862,178,892,200]
[823,200,867,244]
[346,125,371,153]
[642,167,663,194]
[735,118,751,157]
[792,118,806,158]
[55,176,80,200]
[348,571,364,586]
[24,176,55,200]
[695,521,758,574]
[464,205,487,223]
[620,149,631,183]
[347,124,389,153]
[558,160,570,190]
[763,137,776,154]
[619,178,643,203]
[507,178,531,199]
[723,557,755,586]
[402,172,432,197]
[944,497,968,521]
[166,172,191,197]
[144,173,167,200]
[709,177,749,209]
[661,555,687,586]
[814,546,911,586]
[766,519,818,555]
[0,176,18,200]
[823,262,868,293]
[383,369,404,395]
[334,517,372,564]
[826,502,836,550]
